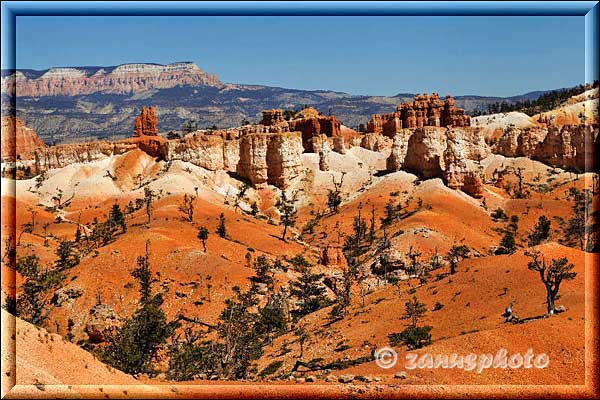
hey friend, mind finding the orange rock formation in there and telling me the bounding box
[133,106,158,137]
[367,93,471,137]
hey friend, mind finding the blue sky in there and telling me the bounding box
[15,16,586,96]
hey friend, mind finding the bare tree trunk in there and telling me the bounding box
[546,291,555,315]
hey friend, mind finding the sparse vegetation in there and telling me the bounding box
[12,255,65,325]
[563,188,595,251]
[389,296,432,350]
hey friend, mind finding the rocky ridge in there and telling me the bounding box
[6,89,597,194]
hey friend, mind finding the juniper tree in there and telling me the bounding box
[491,208,509,222]
[234,182,249,213]
[447,244,470,274]
[275,191,298,242]
[197,226,209,251]
[527,215,551,246]
[407,246,423,277]
[289,267,328,320]
[27,208,37,233]
[108,203,126,233]
[143,187,154,224]
[389,296,432,350]
[368,204,376,244]
[527,250,576,315]
[564,188,593,250]
[101,242,178,375]
[249,255,274,290]
[55,240,79,271]
[512,167,527,198]
[497,215,519,254]
[14,255,64,325]
[217,213,227,238]
[381,198,399,225]
[182,119,198,134]
[166,327,211,381]
[256,290,289,338]
[216,286,263,379]
[52,188,64,209]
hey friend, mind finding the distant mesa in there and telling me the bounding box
[2,62,221,97]
[367,93,471,137]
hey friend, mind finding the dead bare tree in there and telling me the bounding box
[526,250,576,315]
[178,193,196,222]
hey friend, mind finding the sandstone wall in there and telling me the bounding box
[386,129,412,172]
[33,141,130,171]
[443,130,484,198]
[165,134,226,170]
[387,126,485,198]
[491,123,598,172]
[237,132,303,188]
[532,124,598,172]
[402,127,447,179]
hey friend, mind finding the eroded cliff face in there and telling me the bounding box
[386,129,412,172]
[491,123,598,172]
[1,116,47,161]
[402,127,447,179]
[258,108,342,153]
[150,129,303,188]
[14,105,305,190]
[443,130,484,198]
[532,124,598,172]
[28,131,303,190]
[33,141,132,171]
[164,134,227,171]
[386,126,486,198]
[491,127,547,158]
[237,132,303,188]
